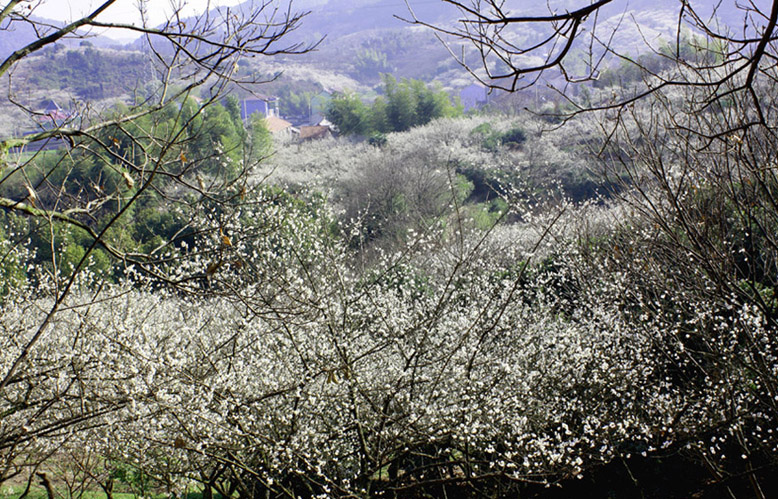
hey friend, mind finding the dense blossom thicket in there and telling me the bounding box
[3,75,778,497]
[2,0,778,490]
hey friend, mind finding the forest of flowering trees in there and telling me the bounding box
[1,0,778,497]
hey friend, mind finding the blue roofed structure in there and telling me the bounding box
[240,96,280,121]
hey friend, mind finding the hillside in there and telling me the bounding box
[0,13,125,60]
[224,0,751,90]
[0,0,762,135]
[0,45,151,136]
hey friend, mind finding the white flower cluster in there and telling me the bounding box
[3,188,774,497]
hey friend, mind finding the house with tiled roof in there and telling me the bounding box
[263,115,294,139]
[36,99,78,127]
[298,125,332,141]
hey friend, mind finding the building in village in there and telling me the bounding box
[263,115,294,139]
[36,99,78,127]
[239,96,280,121]
[238,94,335,141]
[297,125,332,141]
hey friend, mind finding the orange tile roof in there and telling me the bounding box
[298,125,331,140]
[264,115,293,133]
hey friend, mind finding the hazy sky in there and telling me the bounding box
[36,0,245,39]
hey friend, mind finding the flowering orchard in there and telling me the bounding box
[2,0,778,494]
[2,162,777,497]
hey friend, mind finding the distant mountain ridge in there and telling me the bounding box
[0,0,768,109]
[1,0,760,61]
[0,14,127,60]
